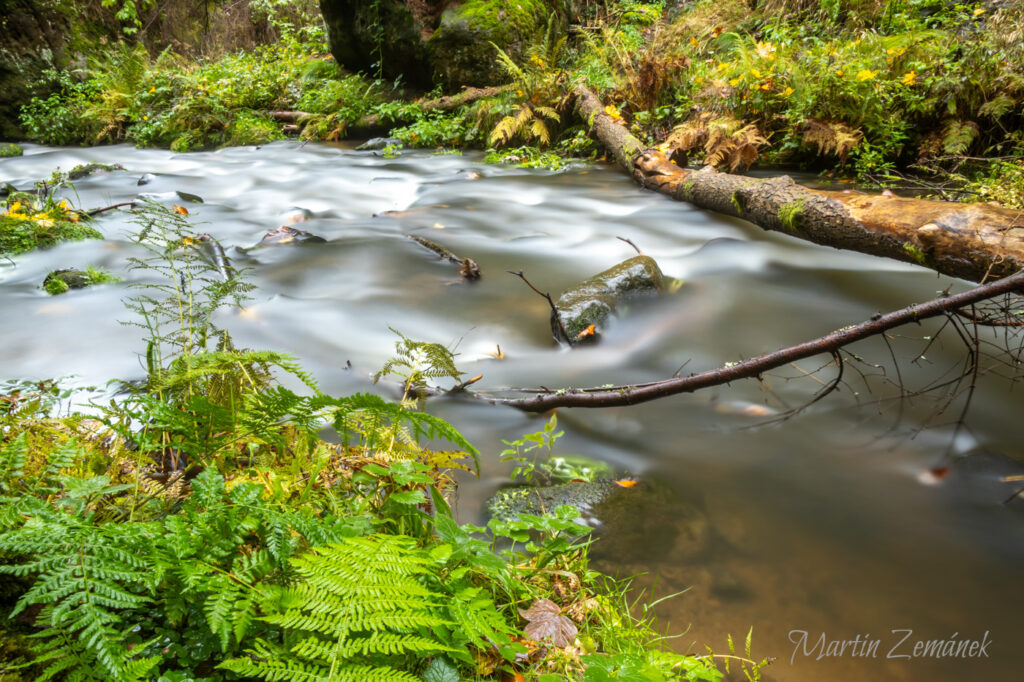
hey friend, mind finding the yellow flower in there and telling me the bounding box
[695,76,704,84]
[855,69,878,81]
[58,199,69,211]
[902,70,917,85]
[689,37,699,47]
[836,69,845,76]
[973,8,985,16]
[148,86,155,93]
[756,41,776,60]
[529,55,545,67]
[782,86,795,97]
[9,201,22,214]
[729,77,741,86]
[751,68,762,79]
[68,212,79,223]
[604,104,623,121]
[144,115,149,121]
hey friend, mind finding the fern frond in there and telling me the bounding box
[0,432,29,492]
[801,118,862,164]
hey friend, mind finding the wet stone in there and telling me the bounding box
[551,255,664,344]
[356,137,403,151]
[258,225,326,246]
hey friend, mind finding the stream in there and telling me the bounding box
[2,141,1023,681]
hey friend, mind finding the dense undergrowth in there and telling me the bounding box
[0,201,764,681]
[12,0,1023,204]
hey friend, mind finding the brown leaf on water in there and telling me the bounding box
[519,598,577,647]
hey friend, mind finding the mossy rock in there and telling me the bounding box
[66,163,124,180]
[319,0,568,90]
[488,479,618,523]
[428,0,567,88]
[0,215,101,256]
[487,478,710,563]
[551,254,664,344]
[42,267,118,295]
[0,142,23,157]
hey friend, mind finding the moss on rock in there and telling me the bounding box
[0,142,23,157]
[428,0,566,89]
[552,254,664,344]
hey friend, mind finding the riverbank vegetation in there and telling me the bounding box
[0,201,763,680]
[7,1,1024,205]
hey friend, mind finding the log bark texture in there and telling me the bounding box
[572,85,1024,284]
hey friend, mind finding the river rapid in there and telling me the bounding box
[2,141,1022,681]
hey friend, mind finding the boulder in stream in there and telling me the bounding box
[487,477,710,562]
[356,137,404,151]
[551,255,664,344]
[42,268,118,295]
[258,225,326,246]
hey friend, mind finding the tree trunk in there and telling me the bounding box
[573,86,1024,284]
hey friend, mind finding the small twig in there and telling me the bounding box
[407,234,481,279]
[616,236,643,255]
[507,270,568,341]
[86,201,137,216]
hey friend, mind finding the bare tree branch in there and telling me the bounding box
[479,270,1024,411]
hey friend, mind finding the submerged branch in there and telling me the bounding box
[482,270,1024,411]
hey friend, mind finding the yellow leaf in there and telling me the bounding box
[855,69,877,81]
[172,205,189,215]
[902,70,917,85]
[973,7,985,16]
[755,41,776,60]
[604,104,623,121]
[614,479,639,488]
[148,86,155,93]
[689,37,699,47]
[782,86,795,97]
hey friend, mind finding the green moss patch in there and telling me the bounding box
[0,143,23,158]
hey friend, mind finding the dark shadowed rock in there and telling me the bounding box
[318,0,567,90]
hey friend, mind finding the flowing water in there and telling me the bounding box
[2,142,1023,681]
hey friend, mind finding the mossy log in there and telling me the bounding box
[573,85,1024,285]
[268,85,509,136]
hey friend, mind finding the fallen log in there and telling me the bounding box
[268,85,510,137]
[483,268,1024,411]
[572,85,1024,284]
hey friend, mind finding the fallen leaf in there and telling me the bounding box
[576,324,598,340]
[172,204,188,215]
[488,345,505,360]
[613,479,638,488]
[519,598,577,647]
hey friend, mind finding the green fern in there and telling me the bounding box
[0,517,160,681]
[373,328,463,393]
[220,535,458,681]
